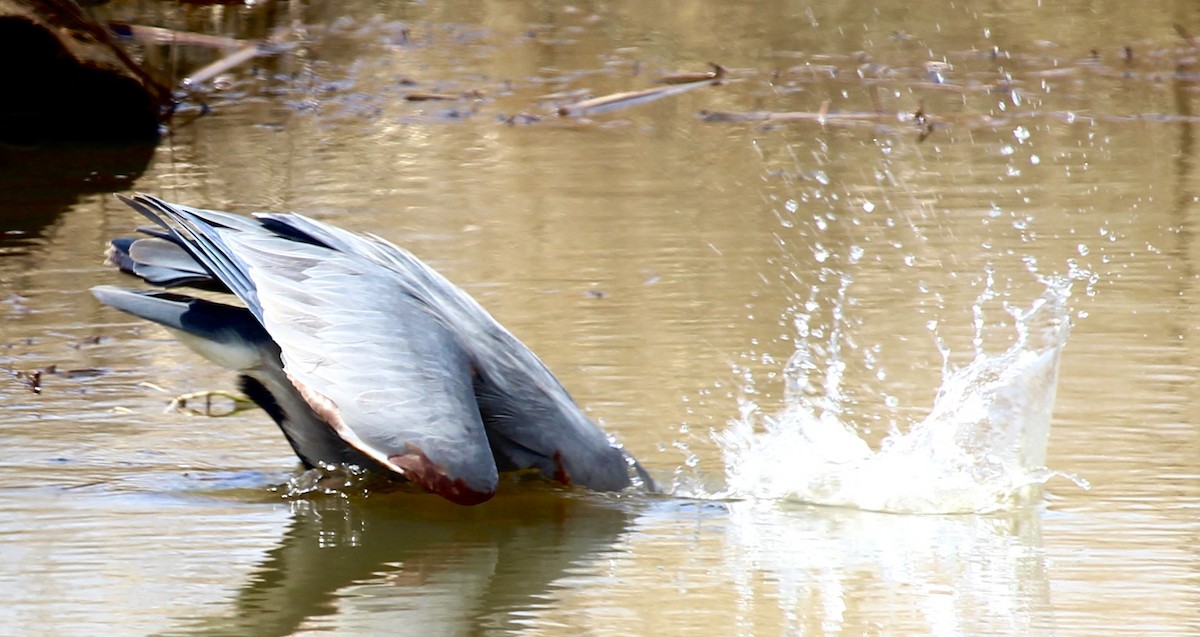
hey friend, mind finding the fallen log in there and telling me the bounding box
[0,0,172,143]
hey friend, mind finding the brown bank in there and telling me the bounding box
[0,0,171,143]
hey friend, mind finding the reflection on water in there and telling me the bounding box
[1,0,1199,635]
[169,492,636,636]
[724,501,1050,635]
[532,497,1052,636]
[0,142,154,255]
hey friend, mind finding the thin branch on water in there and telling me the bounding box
[558,64,725,117]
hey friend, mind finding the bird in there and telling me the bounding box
[93,194,654,505]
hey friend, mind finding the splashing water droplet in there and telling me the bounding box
[275,463,373,499]
[713,277,1076,514]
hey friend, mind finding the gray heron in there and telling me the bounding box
[93,194,653,505]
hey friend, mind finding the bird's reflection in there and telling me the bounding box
[170,488,637,636]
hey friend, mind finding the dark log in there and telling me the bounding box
[0,0,172,144]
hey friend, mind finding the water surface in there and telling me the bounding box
[1,0,1199,634]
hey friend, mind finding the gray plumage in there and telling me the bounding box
[94,194,652,504]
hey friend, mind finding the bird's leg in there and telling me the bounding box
[166,390,256,417]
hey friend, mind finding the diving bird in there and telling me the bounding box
[93,194,653,505]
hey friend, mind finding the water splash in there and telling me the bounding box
[272,462,377,499]
[714,276,1080,514]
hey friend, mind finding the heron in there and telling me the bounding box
[93,194,653,505]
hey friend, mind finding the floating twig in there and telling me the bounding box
[536,88,592,102]
[182,44,262,88]
[404,92,462,102]
[404,90,483,102]
[558,64,724,117]
[700,104,937,141]
[181,24,293,89]
[699,109,903,123]
[1175,23,1200,51]
[656,62,726,85]
[138,381,169,393]
[109,23,244,49]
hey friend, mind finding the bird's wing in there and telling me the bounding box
[91,285,270,371]
[252,212,642,492]
[117,194,499,504]
[119,194,266,317]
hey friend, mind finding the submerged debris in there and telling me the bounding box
[656,62,726,85]
[8,364,107,395]
[500,112,542,125]
[913,101,935,142]
[14,369,41,394]
[166,389,257,417]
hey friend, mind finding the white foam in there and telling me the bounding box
[712,277,1080,514]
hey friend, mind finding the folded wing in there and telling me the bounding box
[118,194,499,504]
[254,212,650,492]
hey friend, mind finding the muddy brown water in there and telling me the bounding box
[1,1,1198,635]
